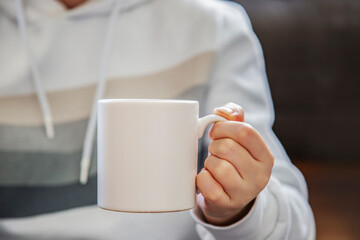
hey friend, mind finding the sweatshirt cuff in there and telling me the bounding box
[190,190,265,239]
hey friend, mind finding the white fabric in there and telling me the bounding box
[14,0,55,139]
[0,0,216,97]
[191,2,316,239]
[0,0,315,239]
[0,205,199,240]
[80,0,125,184]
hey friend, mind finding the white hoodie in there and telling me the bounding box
[0,0,315,239]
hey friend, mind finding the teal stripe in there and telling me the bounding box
[0,149,97,186]
[0,118,88,153]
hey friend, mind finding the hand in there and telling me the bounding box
[196,103,274,226]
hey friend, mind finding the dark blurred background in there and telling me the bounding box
[231,0,360,239]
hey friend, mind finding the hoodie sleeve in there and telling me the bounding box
[190,2,316,240]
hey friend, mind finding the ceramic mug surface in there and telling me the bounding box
[97,99,226,213]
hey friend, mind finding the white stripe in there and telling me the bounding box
[0,205,199,240]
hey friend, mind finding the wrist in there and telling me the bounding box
[203,199,256,226]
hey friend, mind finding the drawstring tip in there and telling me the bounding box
[44,114,55,140]
[45,127,54,140]
[80,173,88,185]
[80,157,90,185]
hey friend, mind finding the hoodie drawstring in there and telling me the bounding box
[80,0,124,185]
[14,0,54,140]
[14,0,124,185]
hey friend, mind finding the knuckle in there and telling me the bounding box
[236,123,253,141]
[208,126,215,139]
[204,155,218,172]
[224,138,236,153]
[204,160,210,171]
[204,155,214,170]
[209,123,221,138]
[217,143,228,157]
[196,171,206,185]
[217,139,236,158]
[208,141,215,154]
[207,189,223,203]
[212,160,232,179]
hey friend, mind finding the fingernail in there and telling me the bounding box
[223,106,234,113]
[215,106,233,114]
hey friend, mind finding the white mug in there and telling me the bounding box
[97,99,226,213]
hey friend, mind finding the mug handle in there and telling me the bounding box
[198,114,227,139]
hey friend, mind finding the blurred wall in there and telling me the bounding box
[232,0,360,161]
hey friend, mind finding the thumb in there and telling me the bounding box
[213,102,244,122]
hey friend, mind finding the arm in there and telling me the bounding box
[191,3,315,240]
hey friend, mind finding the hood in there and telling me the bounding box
[0,0,151,22]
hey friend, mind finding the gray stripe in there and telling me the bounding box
[0,149,97,186]
[0,118,88,153]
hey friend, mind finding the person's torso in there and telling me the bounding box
[0,0,221,239]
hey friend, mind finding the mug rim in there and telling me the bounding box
[98,99,198,104]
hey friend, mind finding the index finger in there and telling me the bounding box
[209,121,274,164]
